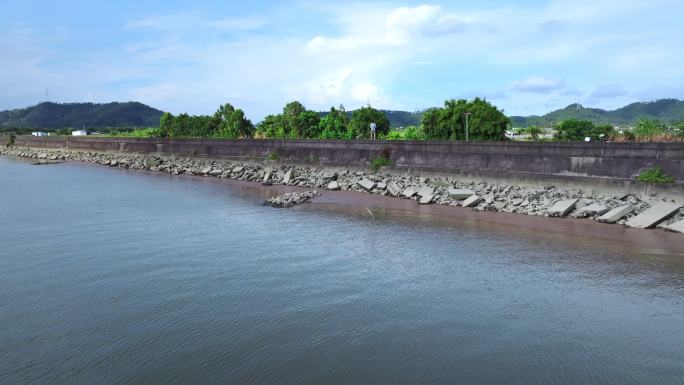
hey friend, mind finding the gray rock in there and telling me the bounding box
[387,182,403,197]
[322,171,337,181]
[462,195,482,208]
[663,219,684,234]
[327,181,340,190]
[262,171,271,184]
[547,199,578,217]
[577,202,609,216]
[626,202,681,229]
[201,166,212,174]
[357,178,375,191]
[417,186,435,197]
[448,188,476,200]
[283,169,294,184]
[402,186,419,198]
[419,194,434,204]
[376,182,387,191]
[493,201,506,210]
[208,169,223,176]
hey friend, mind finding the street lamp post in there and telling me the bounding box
[464,112,471,142]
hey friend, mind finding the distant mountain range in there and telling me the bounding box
[0,102,164,130]
[2,99,682,131]
[509,99,684,127]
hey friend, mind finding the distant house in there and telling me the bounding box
[72,130,88,136]
[31,132,49,137]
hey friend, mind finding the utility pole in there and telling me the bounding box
[464,112,471,141]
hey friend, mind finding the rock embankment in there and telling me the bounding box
[2,146,683,232]
[264,191,320,208]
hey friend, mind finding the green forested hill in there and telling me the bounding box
[0,102,164,130]
[510,99,684,127]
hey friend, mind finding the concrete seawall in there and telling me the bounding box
[13,136,684,191]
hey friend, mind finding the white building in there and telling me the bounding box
[31,132,49,137]
[72,130,88,136]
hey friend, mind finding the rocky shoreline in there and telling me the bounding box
[2,146,683,233]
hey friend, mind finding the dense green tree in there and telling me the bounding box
[157,102,253,138]
[256,114,285,138]
[55,127,73,135]
[319,106,349,139]
[525,125,542,140]
[298,110,322,138]
[634,118,666,138]
[347,105,390,139]
[255,101,320,139]
[555,119,595,140]
[554,119,615,141]
[421,98,508,140]
[282,101,307,138]
[590,124,616,140]
[213,103,254,138]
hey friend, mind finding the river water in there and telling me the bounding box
[1,156,683,385]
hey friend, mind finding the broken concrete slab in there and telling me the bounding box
[597,205,633,223]
[462,195,482,208]
[626,202,681,229]
[419,194,434,204]
[357,178,375,191]
[547,198,578,217]
[448,188,476,200]
[577,203,610,216]
[326,181,340,190]
[417,186,435,197]
[663,219,684,234]
[262,171,271,185]
[387,182,402,197]
[283,169,294,184]
[402,186,419,198]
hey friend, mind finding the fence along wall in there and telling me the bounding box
[13,136,684,184]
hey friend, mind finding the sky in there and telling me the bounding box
[1,0,683,120]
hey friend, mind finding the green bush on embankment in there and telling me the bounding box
[636,166,675,184]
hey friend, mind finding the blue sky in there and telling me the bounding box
[2,0,683,120]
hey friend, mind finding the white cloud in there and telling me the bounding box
[2,0,683,118]
[589,84,629,99]
[510,77,567,94]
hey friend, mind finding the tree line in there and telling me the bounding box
[153,98,510,140]
[520,118,684,142]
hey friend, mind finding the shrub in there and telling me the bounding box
[384,125,427,140]
[267,151,280,161]
[636,166,675,184]
[370,154,391,171]
[5,133,16,147]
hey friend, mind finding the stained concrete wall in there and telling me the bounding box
[13,136,684,186]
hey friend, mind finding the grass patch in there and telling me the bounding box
[370,154,391,171]
[636,166,675,184]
